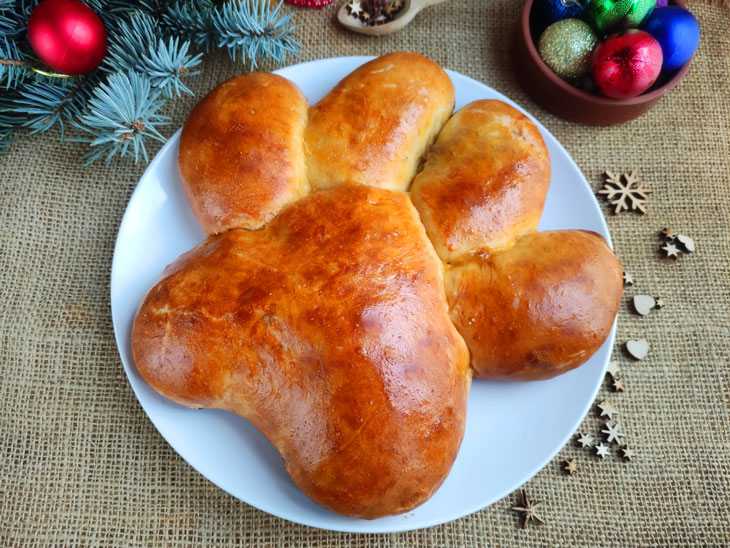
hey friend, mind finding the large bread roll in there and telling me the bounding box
[132,184,471,519]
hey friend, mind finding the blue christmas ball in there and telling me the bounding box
[535,0,585,27]
[642,6,700,71]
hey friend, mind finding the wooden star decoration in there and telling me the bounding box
[602,421,625,445]
[577,432,594,448]
[612,377,625,392]
[661,227,676,240]
[606,361,621,378]
[622,271,634,286]
[563,459,578,475]
[662,242,681,259]
[621,446,636,461]
[346,0,363,16]
[512,490,547,528]
[597,400,618,420]
[655,297,665,309]
[598,170,653,214]
[595,442,610,458]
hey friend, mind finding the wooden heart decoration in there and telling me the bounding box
[633,294,657,316]
[626,339,650,360]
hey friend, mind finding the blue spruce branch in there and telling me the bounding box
[213,0,300,69]
[73,71,170,164]
[12,76,95,137]
[0,36,30,87]
[160,0,218,51]
[104,12,202,98]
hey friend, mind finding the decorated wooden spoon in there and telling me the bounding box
[338,0,448,36]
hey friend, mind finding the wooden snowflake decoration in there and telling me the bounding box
[512,490,547,528]
[602,421,625,445]
[598,171,653,214]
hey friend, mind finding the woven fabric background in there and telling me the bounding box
[1,1,729,546]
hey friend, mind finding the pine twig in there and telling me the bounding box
[104,12,202,98]
[213,0,300,69]
[72,71,170,164]
[0,36,29,87]
[12,77,94,137]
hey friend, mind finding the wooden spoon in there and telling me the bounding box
[338,0,448,36]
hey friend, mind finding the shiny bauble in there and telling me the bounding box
[539,19,599,81]
[642,6,700,70]
[27,0,107,75]
[585,0,656,34]
[655,0,668,7]
[592,29,663,98]
[535,0,586,26]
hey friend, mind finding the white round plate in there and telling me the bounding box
[111,56,615,533]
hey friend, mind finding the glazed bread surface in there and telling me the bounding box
[410,100,550,261]
[304,52,455,192]
[445,230,623,381]
[132,184,471,519]
[133,52,625,520]
[178,73,309,234]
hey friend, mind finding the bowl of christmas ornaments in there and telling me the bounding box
[514,0,700,125]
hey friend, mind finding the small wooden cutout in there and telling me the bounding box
[595,442,610,458]
[633,295,659,316]
[626,339,649,360]
[622,271,634,286]
[577,432,594,448]
[676,234,695,253]
[598,171,653,214]
[661,242,681,259]
[620,447,635,461]
[602,421,625,445]
[563,459,578,475]
[597,400,618,419]
[606,361,622,378]
[661,227,676,239]
[612,378,625,392]
[512,490,547,528]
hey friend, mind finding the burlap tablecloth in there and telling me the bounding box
[2,1,729,545]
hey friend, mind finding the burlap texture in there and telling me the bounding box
[1,1,729,545]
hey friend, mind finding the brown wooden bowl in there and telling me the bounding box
[513,0,693,125]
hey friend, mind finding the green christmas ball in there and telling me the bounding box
[538,19,599,82]
[585,0,656,34]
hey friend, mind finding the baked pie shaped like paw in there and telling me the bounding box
[132,52,622,519]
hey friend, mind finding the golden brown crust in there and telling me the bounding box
[304,52,455,192]
[444,230,622,381]
[410,100,550,261]
[178,73,309,234]
[132,184,471,519]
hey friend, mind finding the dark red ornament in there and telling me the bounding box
[592,30,663,99]
[285,0,332,8]
[27,0,108,75]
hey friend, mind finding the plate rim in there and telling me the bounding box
[111,55,615,533]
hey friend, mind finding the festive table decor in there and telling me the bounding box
[563,458,578,475]
[598,170,653,214]
[338,0,437,35]
[625,339,650,360]
[0,0,300,163]
[530,0,699,102]
[512,490,547,528]
[633,294,659,315]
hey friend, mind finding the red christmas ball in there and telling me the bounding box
[592,30,663,99]
[28,0,108,75]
